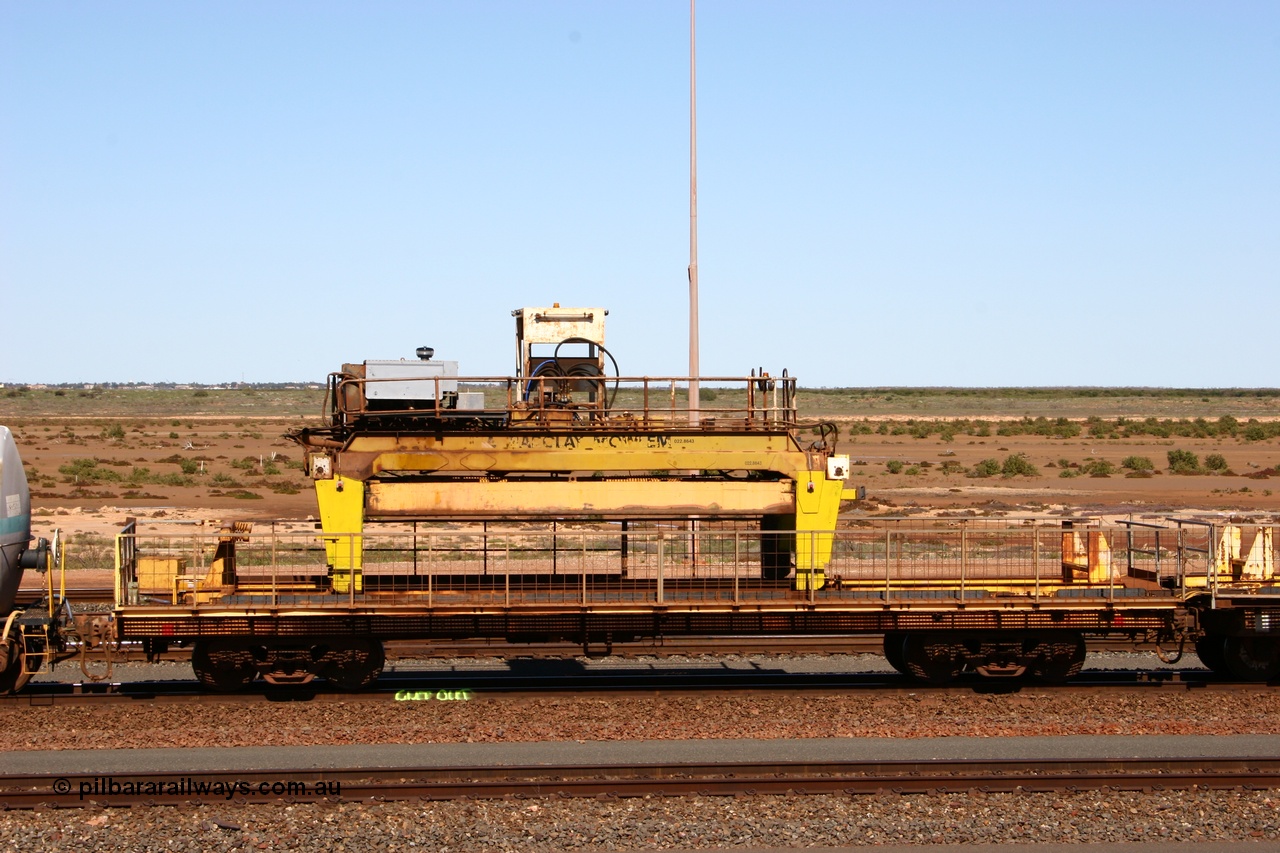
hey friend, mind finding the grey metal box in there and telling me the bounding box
[455,392,486,411]
[364,360,459,400]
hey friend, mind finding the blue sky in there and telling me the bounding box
[2,2,1277,387]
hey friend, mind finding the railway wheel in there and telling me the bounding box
[191,640,257,692]
[882,633,909,675]
[901,633,961,685]
[1221,636,1280,682]
[0,639,22,694]
[1030,632,1086,683]
[1195,635,1230,676]
[323,638,385,691]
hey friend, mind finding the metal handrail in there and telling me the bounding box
[327,373,802,430]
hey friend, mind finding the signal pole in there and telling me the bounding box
[688,0,700,426]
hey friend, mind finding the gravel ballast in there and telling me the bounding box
[2,789,1280,850]
[3,689,1279,751]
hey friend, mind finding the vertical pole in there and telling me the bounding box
[658,532,666,605]
[733,530,740,605]
[688,0,700,426]
[271,521,278,607]
[621,520,629,579]
[1033,526,1041,602]
[1155,530,1162,584]
[884,529,892,598]
[809,531,816,604]
[689,520,697,578]
[1208,523,1217,608]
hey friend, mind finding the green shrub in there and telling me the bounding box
[1167,449,1201,475]
[1081,459,1115,477]
[885,460,904,474]
[970,458,1001,478]
[1244,424,1269,441]
[58,459,121,484]
[1001,454,1039,478]
[1204,453,1229,472]
[1121,455,1154,472]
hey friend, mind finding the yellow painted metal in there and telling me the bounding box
[1061,529,1113,584]
[366,479,794,519]
[136,557,187,595]
[339,432,806,479]
[793,475,844,590]
[1208,524,1276,582]
[316,478,365,593]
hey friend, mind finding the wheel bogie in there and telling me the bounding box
[191,639,257,692]
[1221,635,1280,682]
[1195,635,1230,675]
[901,633,962,684]
[190,637,385,692]
[888,630,1087,684]
[882,633,908,674]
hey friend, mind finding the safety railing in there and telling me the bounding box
[113,519,1277,610]
[326,373,800,431]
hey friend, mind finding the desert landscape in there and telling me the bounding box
[3,384,1279,566]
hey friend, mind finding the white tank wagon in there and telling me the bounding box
[0,426,42,614]
[0,426,112,692]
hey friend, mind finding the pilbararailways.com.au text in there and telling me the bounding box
[57,777,341,800]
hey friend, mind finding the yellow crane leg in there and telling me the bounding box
[794,473,844,591]
[316,478,365,594]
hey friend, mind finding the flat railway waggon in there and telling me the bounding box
[10,307,1280,691]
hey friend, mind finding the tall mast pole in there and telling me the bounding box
[688,0,700,426]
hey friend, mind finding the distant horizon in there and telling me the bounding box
[4,380,1280,395]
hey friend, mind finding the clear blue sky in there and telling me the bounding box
[2,2,1277,388]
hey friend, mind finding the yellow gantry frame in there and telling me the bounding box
[311,430,849,592]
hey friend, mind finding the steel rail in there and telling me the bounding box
[14,587,115,606]
[3,757,1279,809]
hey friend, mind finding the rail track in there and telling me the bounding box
[3,756,1279,809]
[14,586,114,607]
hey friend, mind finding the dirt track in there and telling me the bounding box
[4,411,1280,549]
